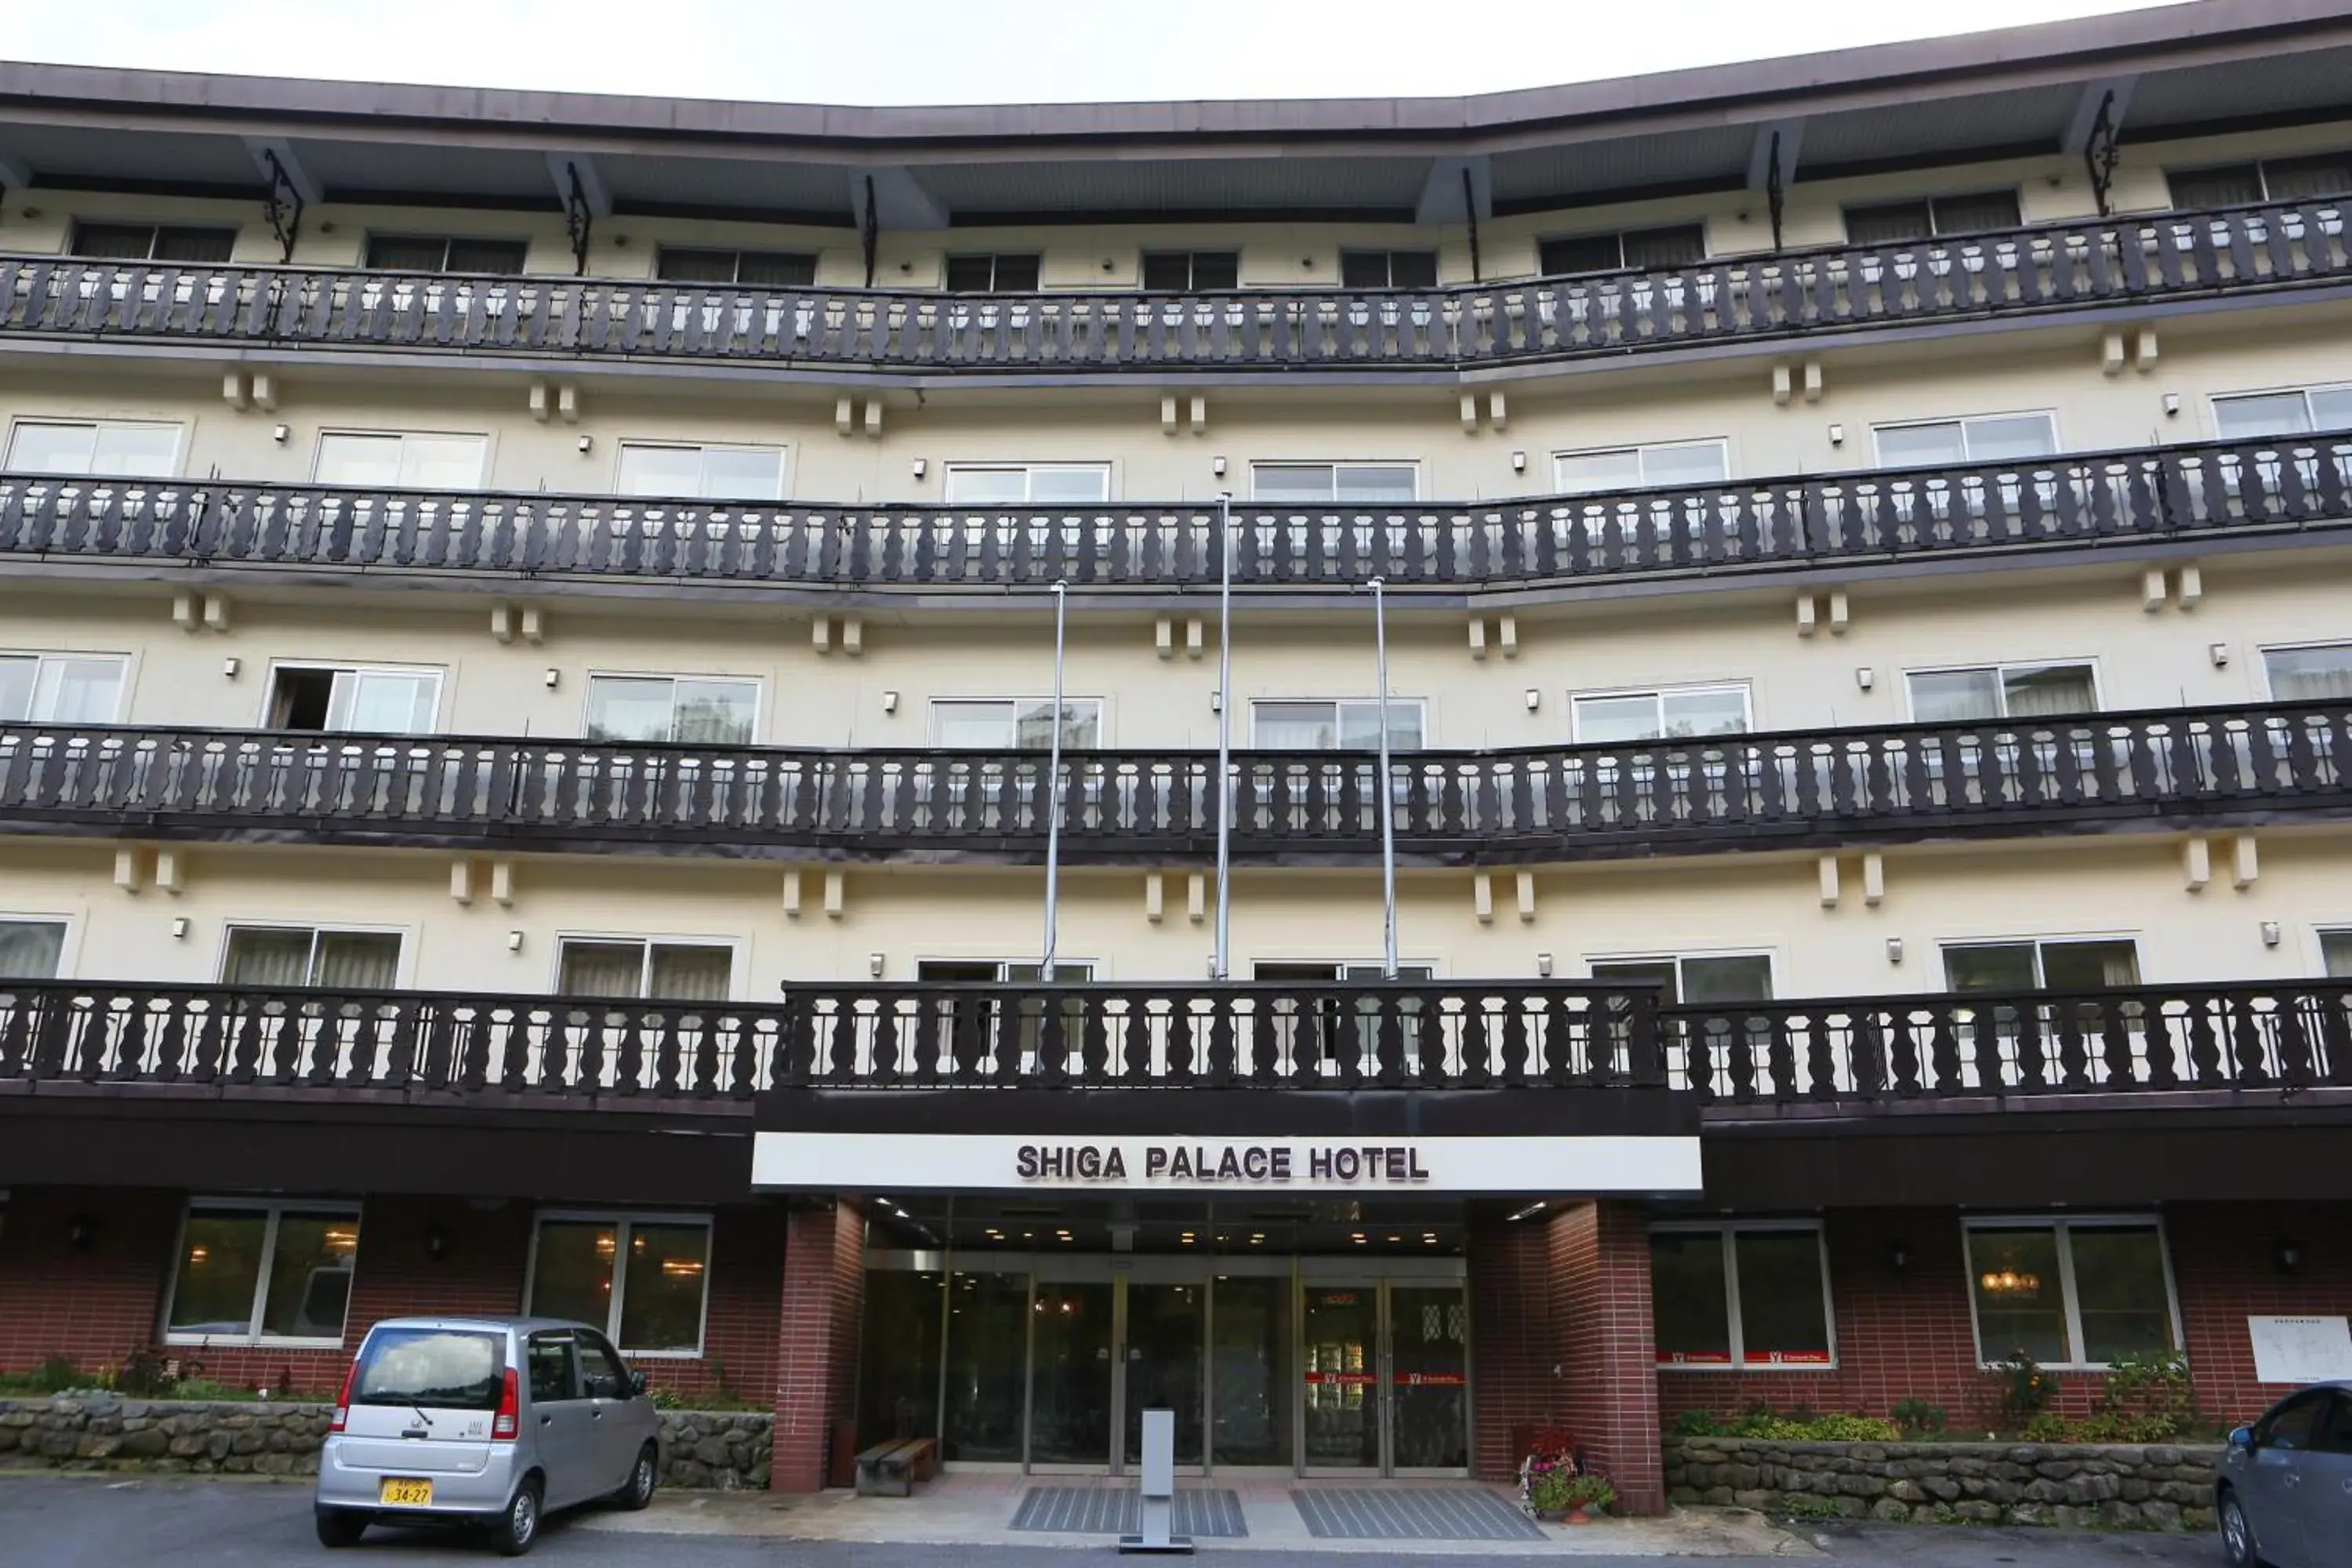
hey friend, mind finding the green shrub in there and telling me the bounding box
[1670,1408,1726,1437]
[1561,1475,1616,1512]
[1777,1495,1845,1518]
[1993,1351,2053,1427]
[1891,1397,1947,1437]
[1528,1469,1575,1514]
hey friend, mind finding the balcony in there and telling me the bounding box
[4,431,2347,601]
[0,199,2344,379]
[0,700,2343,866]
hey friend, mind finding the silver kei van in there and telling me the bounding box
[315,1316,662,1555]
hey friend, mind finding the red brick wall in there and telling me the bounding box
[0,1187,180,1380]
[1548,1201,1664,1515]
[2170,1202,2352,1425]
[1467,1218,1555,1482]
[770,1200,865,1492]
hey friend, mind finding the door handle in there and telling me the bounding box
[591,1408,604,1419]
[539,1414,553,1426]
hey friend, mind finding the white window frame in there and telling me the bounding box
[310,427,492,490]
[612,440,789,502]
[0,912,78,980]
[940,463,1113,505]
[1248,696,1429,750]
[361,234,530,275]
[1648,1221,1837,1370]
[1842,189,2024,241]
[550,934,743,1003]
[2167,153,2352,208]
[2315,927,2352,978]
[1586,950,1777,1002]
[159,1197,362,1349]
[1568,682,1753,742]
[914,957,1103,983]
[3,418,186,479]
[1870,411,2061,466]
[1247,461,1421,503]
[258,660,445,735]
[581,671,763,747]
[524,1210,714,1359]
[1937,934,2141,991]
[0,649,131,724]
[214,922,412,989]
[2209,383,2352,440]
[927,696,1107,749]
[2257,639,2352,701]
[1537,223,1708,278]
[1961,1214,2183,1371]
[1900,660,2102,722]
[1551,439,1730,495]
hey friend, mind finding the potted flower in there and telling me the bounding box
[1515,1425,1577,1519]
[1560,1474,1616,1525]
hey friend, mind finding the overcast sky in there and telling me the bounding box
[2,0,2187,104]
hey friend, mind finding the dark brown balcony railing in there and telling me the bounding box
[0,200,2343,373]
[4,976,2341,1106]
[2,431,2344,593]
[1664,979,2352,1106]
[0,701,2342,863]
[0,978,1660,1098]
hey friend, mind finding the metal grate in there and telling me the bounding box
[1290,1486,1544,1541]
[1009,1486,1247,1537]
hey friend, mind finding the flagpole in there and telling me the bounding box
[1040,579,1068,982]
[1370,575,1398,979]
[1212,495,1234,982]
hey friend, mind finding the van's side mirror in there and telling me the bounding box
[630,1370,648,1397]
[2229,1425,2255,1451]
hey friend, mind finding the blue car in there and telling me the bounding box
[2216,1381,2352,1568]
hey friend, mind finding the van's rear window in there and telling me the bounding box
[353,1328,503,1410]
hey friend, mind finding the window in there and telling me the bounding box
[575,1333,632,1400]
[363,235,529,275]
[555,938,734,1001]
[1252,699,1425,752]
[1254,962,1437,1065]
[1873,412,2058,467]
[942,464,1110,505]
[1965,1218,2177,1367]
[1650,1224,1832,1368]
[5,419,181,477]
[1250,463,1417,503]
[1539,224,1706,278]
[221,926,403,989]
[2264,643,2352,702]
[1142,251,1240,292]
[931,698,1102,750]
[0,652,128,723]
[2213,386,2352,440]
[1572,685,1751,744]
[1907,662,2097,723]
[655,247,818,287]
[0,919,67,979]
[2169,151,2352,209]
[1943,938,2140,993]
[527,1214,712,1354]
[584,674,757,746]
[1591,954,1773,1006]
[164,1200,360,1345]
[1553,441,1729,495]
[314,430,488,490]
[1844,190,2023,244]
[2254,1391,2333,1452]
[267,664,441,735]
[527,1331,579,1404]
[1338,250,1439,289]
[70,223,236,263]
[920,960,1098,985]
[2321,931,2352,978]
[943,253,1040,292]
[614,441,786,501]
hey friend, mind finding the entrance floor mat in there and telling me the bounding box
[1008,1486,1247,1537]
[1289,1486,1544,1541]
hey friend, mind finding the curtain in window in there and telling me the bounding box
[657,249,742,283]
[2263,154,2352,201]
[559,942,651,998]
[1999,666,2099,717]
[314,933,401,990]
[2268,647,2352,701]
[1254,703,1338,750]
[0,920,66,979]
[1621,225,1708,270]
[671,681,757,746]
[1933,191,2023,234]
[647,946,731,1002]
[31,659,125,724]
[1845,201,1935,245]
[222,929,317,988]
[2169,165,2263,209]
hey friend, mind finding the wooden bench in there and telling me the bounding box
[854,1436,938,1497]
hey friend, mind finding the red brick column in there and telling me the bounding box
[1548,1200,1664,1515]
[770,1200,865,1492]
[1467,1216,1556,1481]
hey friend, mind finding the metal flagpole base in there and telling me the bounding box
[1118,1495,1194,1555]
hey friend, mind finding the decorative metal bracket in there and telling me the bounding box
[1461,166,1483,282]
[261,147,304,264]
[1766,131,1787,252]
[561,162,593,277]
[861,173,880,288]
[2085,90,2121,219]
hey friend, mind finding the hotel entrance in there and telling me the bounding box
[858,1239,1469,1477]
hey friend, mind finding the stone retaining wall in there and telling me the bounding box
[1662,1435,2222,1530]
[0,1396,771,1491]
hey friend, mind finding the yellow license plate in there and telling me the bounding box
[378,1478,434,1507]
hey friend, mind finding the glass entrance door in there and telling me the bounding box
[1301,1283,1382,1470]
[1121,1281,1205,1468]
[1300,1281,1469,1475]
[1388,1285,1471,1472]
[1029,1280,1114,1467]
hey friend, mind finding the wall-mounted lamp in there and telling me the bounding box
[1855,666,1875,691]
[2260,920,2283,948]
[270,423,290,445]
[1886,936,1905,965]
[424,1221,452,1261]
[2209,643,2230,668]
[65,1215,97,1251]
[911,458,927,480]
[1523,689,1541,712]
[1210,691,1223,713]
[221,657,241,679]
[2276,1238,2303,1273]
[1211,456,1227,478]
[1536,953,1554,978]
[506,931,524,953]
[575,434,594,454]
[170,916,190,941]
[881,690,900,714]
[1887,1240,1911,1278]
[543,668,561,689]
[2162,393,2183,419]
[1828,423,1846,447]
[867,953,886,978]
[1511,450,1527,474]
